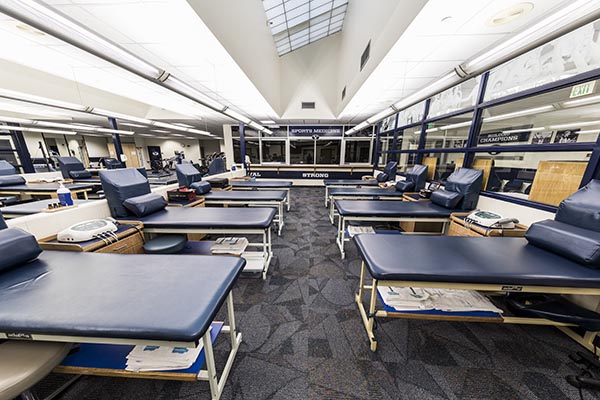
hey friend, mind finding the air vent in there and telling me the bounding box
[360,40,371,71]
[341,86,346,100]
[301,102,315,109]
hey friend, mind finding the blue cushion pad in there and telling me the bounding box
[354,235,600,287]
[395,181,414,192]
[555,179,600,232]
[123,193,167,217]
[133,207,276,229]
[231,181,292,188]
[0,175,26,187]
[430,189,463,209]
[526,220,600,268]
[204,190,287,202]
[0,251,245,343]
[0,183,94,192]
[324,179,379,186]
[328,188,405,197]
[69,170,92,179]
[0,228,42,272]
[190,181,212,194]
[0,199,92,215]
[335,200,459,217]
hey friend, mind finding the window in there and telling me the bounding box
[479,79,600,147]
[396,153,417,173]
[397,101,425,127]
[245,139,260,165]
[475,151,590,206]
[424,112,473,149]
[420,152,466,182]
[261,140,286,163]
[344,140,371,164]
[380,114,397,134]
[290,139,314,164]
[315,139,341,164]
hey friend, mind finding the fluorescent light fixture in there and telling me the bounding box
[173,123,196,128]
[151,129,170,133]
[0,88,89,112]
[425,128,439,133]
[0,115,134,135]
[138,134,153,137]
[163,76,225,112]
[0,1,161,79]
[93,109,152,125]
[367,107,396,124]
[260,120,276,124]
[577,129,600,134]
[263,128,273,135]
[563,94,600,107]
[501,127,546,134]
[483,105,554,122]
[437,121,472,130]
[549,120,600,129]
[393,73,459,111]
[170,133,186,137]
[120,122,147,128]
[0,125,76,135]
[223,108,251,124]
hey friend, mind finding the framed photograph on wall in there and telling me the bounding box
[554,129,580,143]
[531,131,553,144]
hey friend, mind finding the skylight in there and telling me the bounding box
[262,0,348,56]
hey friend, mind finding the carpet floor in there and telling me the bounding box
[34,187,600,400]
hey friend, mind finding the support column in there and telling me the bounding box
[239,123,247,170]
[108,118,125,167]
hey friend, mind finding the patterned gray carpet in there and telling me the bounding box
[35,187,599,399]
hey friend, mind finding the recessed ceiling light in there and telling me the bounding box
[487,2,534,27]
[260,120,276,124]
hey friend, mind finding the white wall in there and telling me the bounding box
[279,36,342,120]
[84,136,110,158]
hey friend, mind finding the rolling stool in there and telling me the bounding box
[143,235,187,254]
[0,341,72,400]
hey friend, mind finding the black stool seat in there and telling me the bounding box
[144,235,187,254]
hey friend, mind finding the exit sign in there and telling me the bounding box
[570,81,596,98]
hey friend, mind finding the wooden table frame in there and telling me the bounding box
[355,261,600,353]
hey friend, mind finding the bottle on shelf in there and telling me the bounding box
[57,183,73,206]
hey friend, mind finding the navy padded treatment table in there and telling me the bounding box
[352,234,600,351]
[323,179,379,206]
[0,251,245,397]
[203,190,287,235]
[334,200,458,258]
[231,180,293,210]
[327,187,405,224]
[132,207,277,279]
[0,182,94,200]
[0,199,94,218]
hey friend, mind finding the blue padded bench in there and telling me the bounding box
[352,179,600,352]
[334,167,483,258]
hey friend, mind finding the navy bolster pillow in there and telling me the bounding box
[123,193,167,217]
[395,180,414,192]
[0,175,26,187]
[376,172,389,182]
[430,189,463,209]
[0,228,42,272]
[69,170,92,179]
[555,179,600,232]
[190,181,211,195]
[526,220,600,268]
